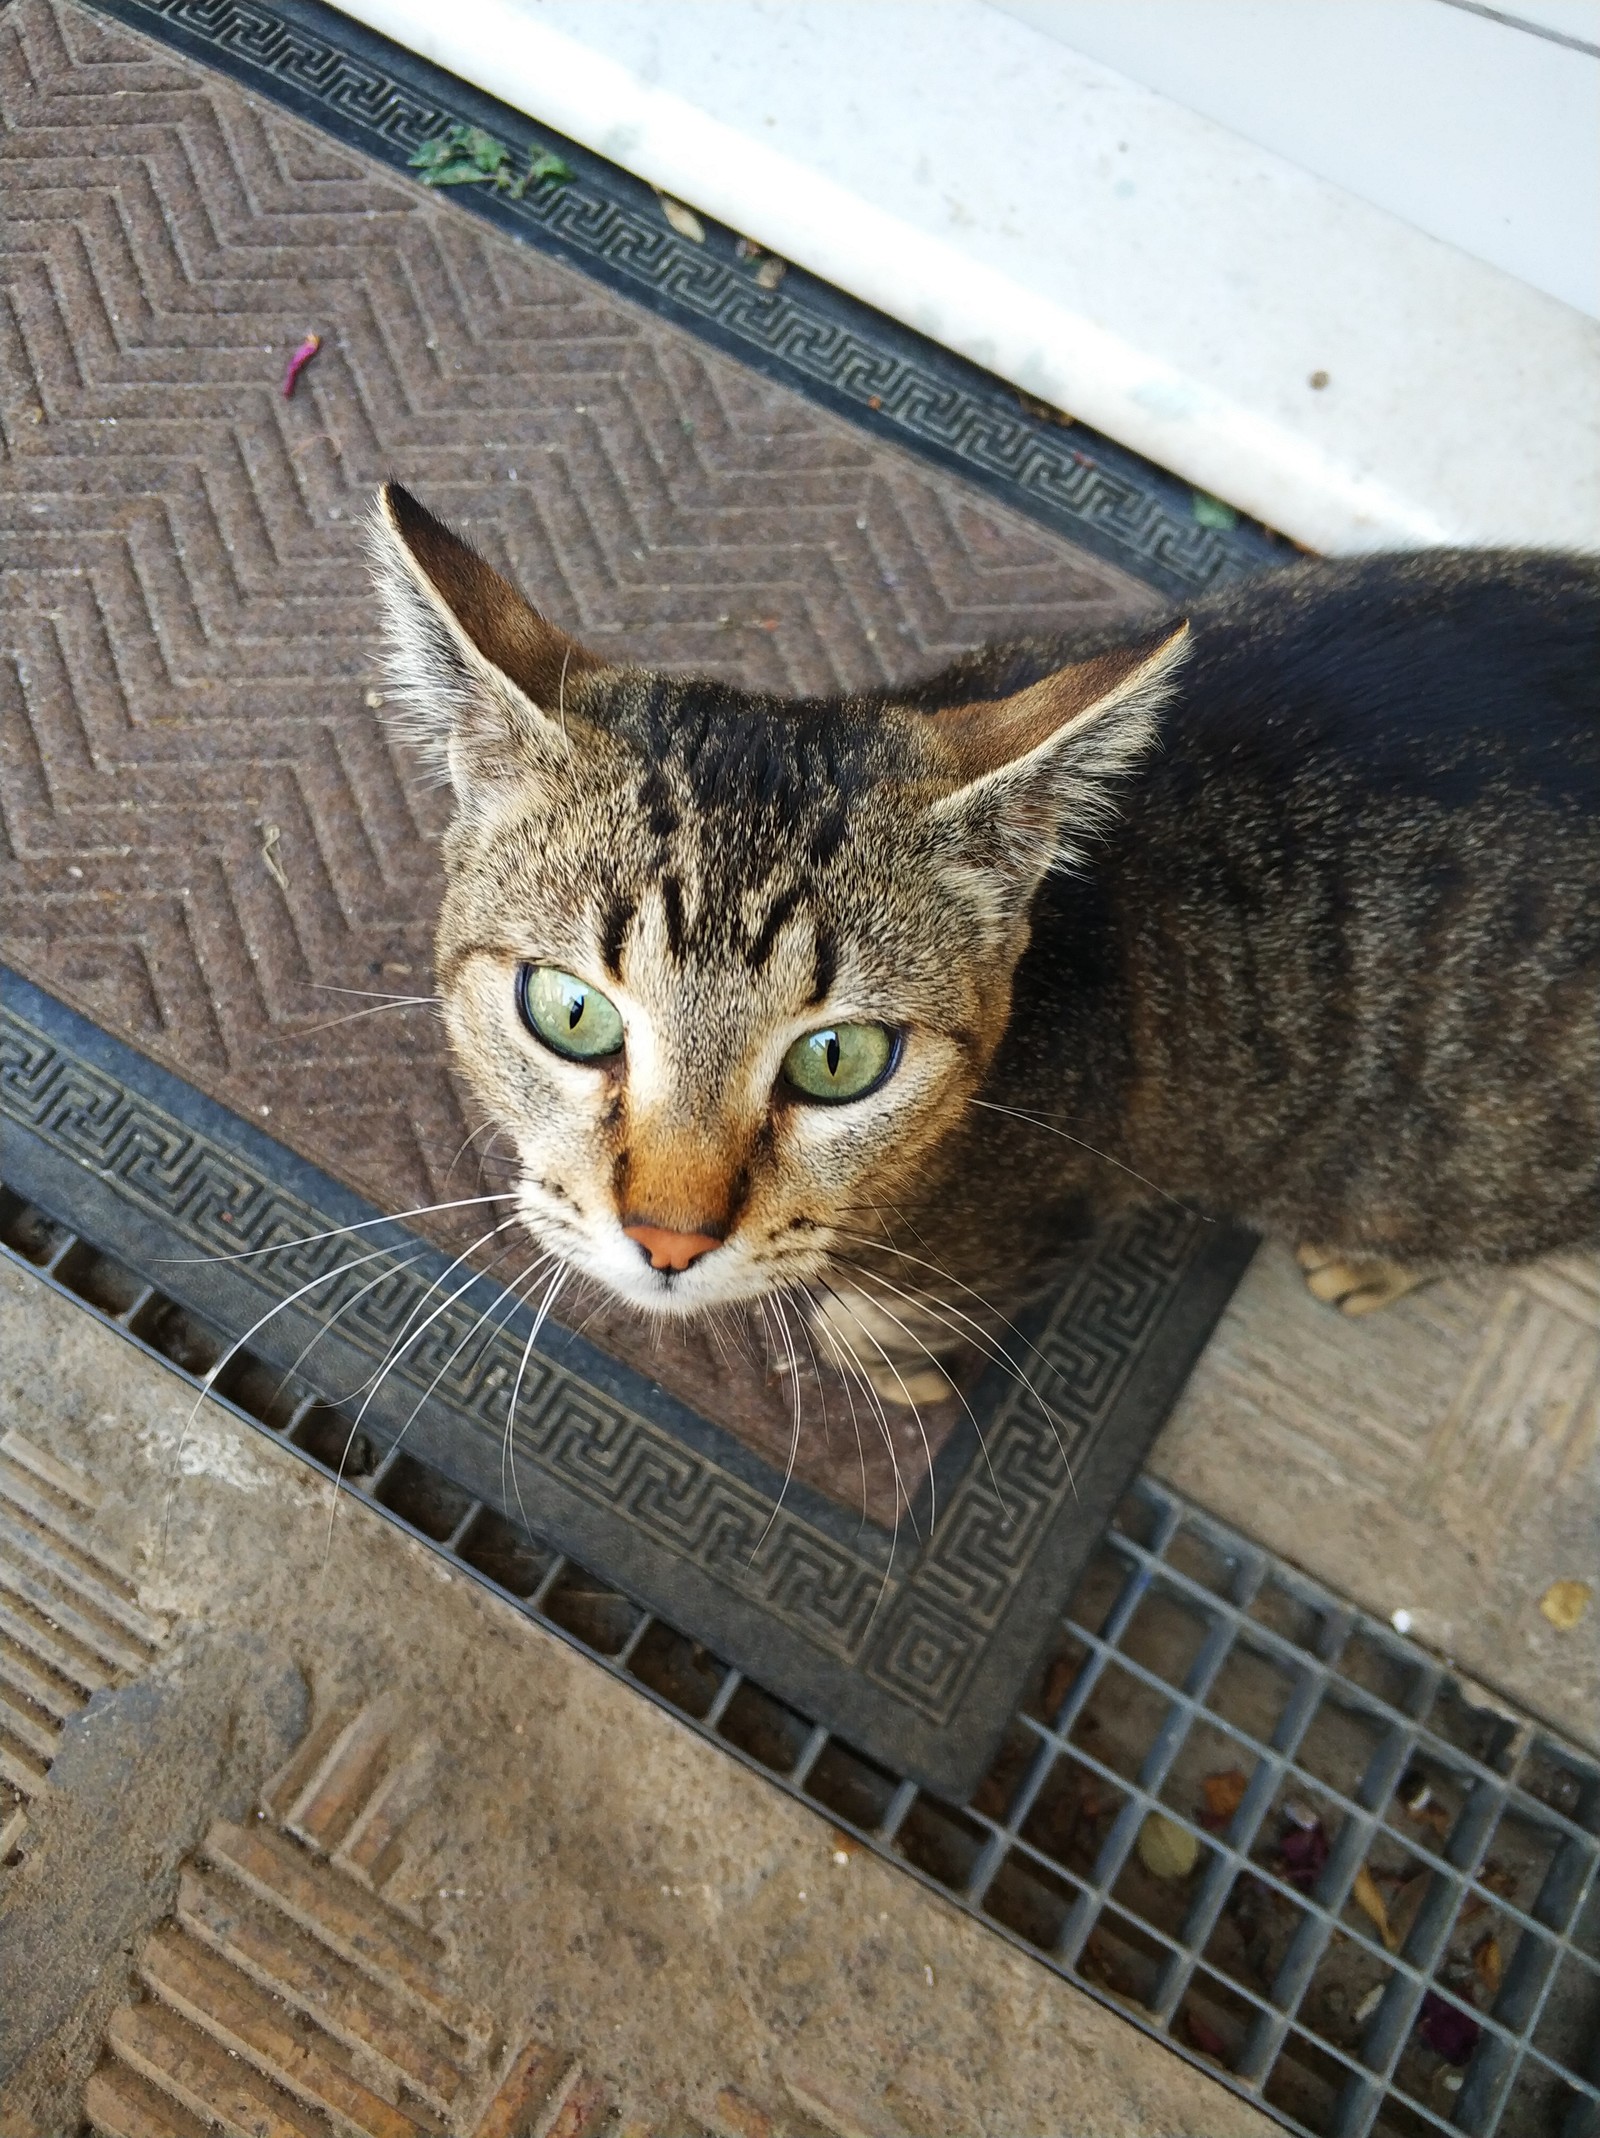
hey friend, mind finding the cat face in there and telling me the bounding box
[368,484,1185,1318]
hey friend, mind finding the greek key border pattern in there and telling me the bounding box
[2,994,1208,1722]
[86,0,1278,596]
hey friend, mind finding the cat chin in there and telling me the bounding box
[598,1259,772,1321]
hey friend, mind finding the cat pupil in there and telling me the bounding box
[568,994,584,1029]
[826,1034,840,1076]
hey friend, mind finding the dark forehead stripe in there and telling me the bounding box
[599,894,634,980]
[808,805,849,870]
[746,885,804,972]
[638,765,680,839]
[639,674,874,816]
[661,874,687,961]
[809,925,837,1007]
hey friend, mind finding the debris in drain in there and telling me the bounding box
[1184,2009,1228,2060]
[1038,1647,1082,1718]
[1459,1861,1518,1924]
[1417,1991,1481,2065]
[1137,1811,1200,1879]
[1080,1928,1136,1999]
[1221,1873,1278,1984]
[1396,1767,1452,1838]
[1538,1578,1593,1629]
[1384,1868,1430,1950]
[1473,1932,1502,1999]
[1397,1767,1432,1813]
[659,195,707,243]
[1276,1811,1331,1890]
[1350,1863,1398,1950]
[1199,1768,1248,1828]
[281,333,321,398]
[1353,1982,1385,2025]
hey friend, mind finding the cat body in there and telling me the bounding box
[894,551,1600,1316]
[369,485,1599,1388]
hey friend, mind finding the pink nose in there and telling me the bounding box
[623,1222,723,1273]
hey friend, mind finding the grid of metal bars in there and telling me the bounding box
[3,1186,1597,2138]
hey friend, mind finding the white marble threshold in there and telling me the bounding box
[331,0,1600,557]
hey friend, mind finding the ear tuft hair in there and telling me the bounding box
[366,481,604,805]
[927,622,1189,923]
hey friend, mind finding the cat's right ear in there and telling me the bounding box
[367,481,605,807]
[923,622,1190,935]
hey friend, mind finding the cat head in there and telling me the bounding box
[368,482,1186,1317]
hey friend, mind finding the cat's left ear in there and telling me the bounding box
[367,480,606,808]
[926,622,1190,915]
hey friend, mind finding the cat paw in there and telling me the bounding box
[866,1360,956,1407]
[1295,1244,1428,1315]
[809,1286,958,1406]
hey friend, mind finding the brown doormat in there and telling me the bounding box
[0,0,1260,1791]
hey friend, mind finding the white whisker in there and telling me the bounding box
[829,1231,1077,1493]
[817,1285,938,1538]
[797,1281,870,1538]
[296,999,443,1037]
[270,1247,430,1409]
[304,984,443,1003]
[159,1193,512,1268]
[813,1282,923,1545]
[828,1269,1012,1519]
[750,1295,806,1561]
[315,1223,525,1577]
[162,1233,424,1558]
[968,1097,1205,1218]
[503,1263,568,1540]
[806,1288,907,1628]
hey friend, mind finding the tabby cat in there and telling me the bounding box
[369,482,1599,1403]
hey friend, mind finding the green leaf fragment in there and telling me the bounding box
[1191,491,1239,530]
[427,161,499,186]
[409,123,514,188]
[410,123,571,197]
[463,127,508,173]
[407,135,458,172]
[506,146,573,198]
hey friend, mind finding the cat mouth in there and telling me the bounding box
[511,1184,822,1318]
[582,1228,801,1319]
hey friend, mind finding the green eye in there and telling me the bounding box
[517,964,624,1062]
[781,1022,898,1103]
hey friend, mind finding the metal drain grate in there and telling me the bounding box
[4,1187,1597,2138]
